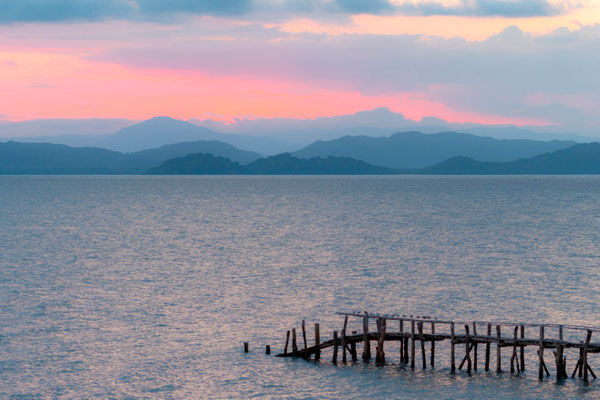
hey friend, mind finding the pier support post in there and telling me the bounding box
[351,331,357,362]
[302,320,308,351]
[496,325,502,373]
[411,320,416,369]
[418,322,426,370]
[362,315,371,361]
[520,325,525,371]
[292,328,298,356]
[510,325,520,375]
[315,323,320,360]
[430,322,435,368]
[485,323,491,372]
[332,331,338,364]
[399,320,404,365]
[450,322,456,372]
[465,325,472,374]
[342,329,347,364]
[376,318,386,364]
[284,330,290,355]
[472,322,478,371]
[538,325,550,380]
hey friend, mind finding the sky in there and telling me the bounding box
[1,0,600,135]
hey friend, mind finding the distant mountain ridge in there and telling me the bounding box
[419,143,600,174]
[292,131,576,169]
[0,140,260,174]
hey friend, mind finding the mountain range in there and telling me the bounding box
[0,140,260,174]
[145,143,600,175]
[292,131,576,169]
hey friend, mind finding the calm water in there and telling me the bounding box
[2,175,600,399]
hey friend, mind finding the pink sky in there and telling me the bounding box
[1,0,599,131]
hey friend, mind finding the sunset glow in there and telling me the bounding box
[1,0,599,133]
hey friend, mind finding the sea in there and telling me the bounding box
[1,175,600,399]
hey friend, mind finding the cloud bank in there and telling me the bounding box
[0,0,582,23]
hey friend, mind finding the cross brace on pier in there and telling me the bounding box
[277,312,600,382]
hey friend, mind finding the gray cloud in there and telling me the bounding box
[0,0,580,23]
[90,23,600,134]
[394,0,581,17]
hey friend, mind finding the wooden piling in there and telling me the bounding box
[485,323,491,372]
[583,330,592,382]
[496,325,502,373]
[315,323,320,360]
[399,320,404,364]
[451,322,456,372]
[418,321,426,370]
[342,328,347,364]
[284,330,290,355]
[536,325,550,379]
[332,331,338,364]
[362,315,371,361]
[292,328,298,356]
[539,325,545,380]
[520,325,525,371]
[465,324,472,374]
[431,322,435,368]
[376,318,386,364]
[351,331,357,362]
[266,345,271,354]
[510,326,520,374]
[411,320,416,369]
[472,322,478,371]
[244,342,249,353]
[302,320,308,350]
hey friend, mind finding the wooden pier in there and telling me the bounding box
[277,312,600,382]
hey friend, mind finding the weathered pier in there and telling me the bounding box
[277,312,600,382]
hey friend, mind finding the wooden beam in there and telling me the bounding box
[302,320,308,351]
